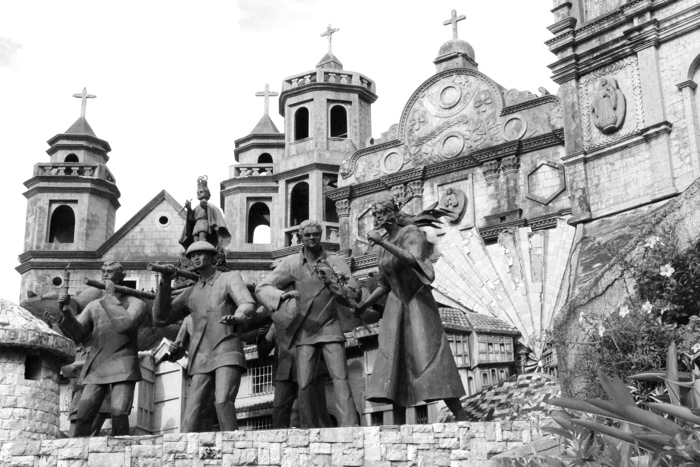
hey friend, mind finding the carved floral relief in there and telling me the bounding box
[340,69,562,183]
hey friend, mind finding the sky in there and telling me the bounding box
[0,0,558,303]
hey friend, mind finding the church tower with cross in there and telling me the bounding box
[19,88,121,294]
[22,88,120,253]
[221,25,377,253]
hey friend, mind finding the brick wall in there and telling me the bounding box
[0,422,546,466]
[0,350,61,441]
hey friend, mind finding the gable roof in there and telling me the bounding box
[96,190,185,256]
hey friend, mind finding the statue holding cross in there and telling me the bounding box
[443,9,466,40]
[72,87,96,119]
[255,84,278,116]
[321,24,339,53]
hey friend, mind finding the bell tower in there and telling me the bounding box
[21,88,120,265]
[275,25,377,246]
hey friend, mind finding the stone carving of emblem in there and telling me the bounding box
[474,90,494,114]
[438,187,467,222]
[380,151,404,174]
[591,77,626,135]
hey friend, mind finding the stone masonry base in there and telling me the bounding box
[0,421,546,466]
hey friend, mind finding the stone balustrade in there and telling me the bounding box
[34,163,114,183]
[283,70,376,94]
[234,164,274,178]
[0,422,548,466]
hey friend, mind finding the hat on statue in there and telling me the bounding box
[185,241,218,258]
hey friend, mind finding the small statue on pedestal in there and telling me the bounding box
[180,175,231,251]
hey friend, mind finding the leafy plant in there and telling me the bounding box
[517,343,700,466]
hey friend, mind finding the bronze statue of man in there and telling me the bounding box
[56,261,148,436]
[256,220,360,427]
[256,321,331,428]
[153,241,256,432]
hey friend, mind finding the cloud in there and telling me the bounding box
[238,0,317,31]
[0,36,22,68]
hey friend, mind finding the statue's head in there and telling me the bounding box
[101,261,126,285]
[372,196,411,228]
[196,175,211,201]
[297,220,323,248]
[185,241,218,270]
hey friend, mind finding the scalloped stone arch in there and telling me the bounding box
[397,68,505,137]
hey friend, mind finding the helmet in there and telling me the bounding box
[185,241,218,258]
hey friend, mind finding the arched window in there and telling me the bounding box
[329,105,348,138]
[49,205,75,243]
[64,154,79,163]
[294,107,309,141]
[467,376,475,395]
[258,153,273,163]
[290,182,309,227]
[247,202,271,244]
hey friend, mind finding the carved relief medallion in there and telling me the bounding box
[591,78,626,134]
[438,187,467,222]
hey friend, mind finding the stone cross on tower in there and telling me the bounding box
[255,84,278,116]
[321,24,339,53]
[443,9,466,40]
[72,87,96,119]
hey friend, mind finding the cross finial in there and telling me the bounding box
[321,24,339,53]
[255,84,279,116]
[443,9,466,40]
[72,87,96,119]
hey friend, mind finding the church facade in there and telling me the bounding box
[15,0,700,431]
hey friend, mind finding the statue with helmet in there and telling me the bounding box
[54,261,149,437]
[152,240,258,432]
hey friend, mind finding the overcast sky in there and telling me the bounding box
[0,0,557,302]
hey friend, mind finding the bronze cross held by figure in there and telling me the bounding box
[72,87,96,119]
[255,84,278,116]
[443,9,466,40]
[321,24,339,53]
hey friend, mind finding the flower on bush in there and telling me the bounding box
[660,263,675,277]
[578,312,585,324]
[619,305,629,318]
[644,235,662,249]
[597,323,606,337]
[641,301,653,314]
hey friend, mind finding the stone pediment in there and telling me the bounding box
[340,68,561,184]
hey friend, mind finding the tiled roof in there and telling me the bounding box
[250,114,280,135]
[65,116,97,137]
[0,298,74,362]
[439,307,520,335]
[439,373,560,423]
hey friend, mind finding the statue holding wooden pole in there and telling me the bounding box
[55,261,149,437]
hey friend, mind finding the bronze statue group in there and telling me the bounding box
[50,177,467,437]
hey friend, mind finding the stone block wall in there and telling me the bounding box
[0,422,545,466]
[0,350,61,441]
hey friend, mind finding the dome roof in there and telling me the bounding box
[0,298,74,363]
[437,39,475,61]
